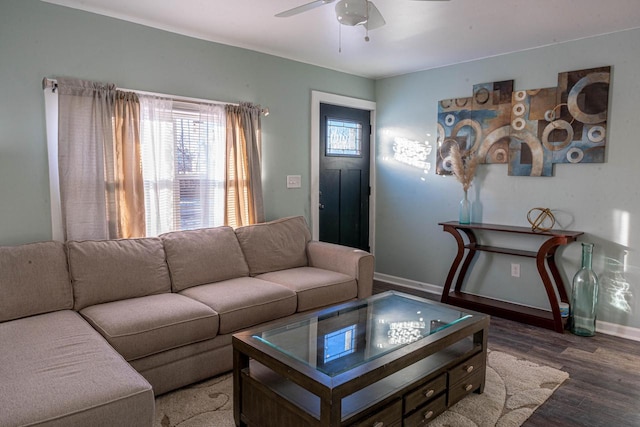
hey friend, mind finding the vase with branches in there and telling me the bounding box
[449,144,479,224]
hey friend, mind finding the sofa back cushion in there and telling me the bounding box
[235,216,311,276]
[0,241,73,322]
[161,226,250,292]
[68,238,171,310]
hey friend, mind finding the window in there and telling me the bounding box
[323,324,357,362]
[140,98,226,236]
[326,118,362,156]
[45,79,263,241]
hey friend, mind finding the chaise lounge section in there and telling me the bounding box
[0,241,154,427]
[0,216,374,426]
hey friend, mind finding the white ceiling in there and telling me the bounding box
[42,0,640,79]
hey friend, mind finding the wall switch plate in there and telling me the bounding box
[286,175,301,189]
[511,263,521,278]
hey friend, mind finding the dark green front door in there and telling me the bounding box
[319,103,371,251]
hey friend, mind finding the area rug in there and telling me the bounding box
[154,350,569,427]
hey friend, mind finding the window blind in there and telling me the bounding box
[140,97,226,236]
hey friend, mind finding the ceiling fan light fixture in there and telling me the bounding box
[335,0,368,26]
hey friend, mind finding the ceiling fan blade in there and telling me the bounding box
[411,0,451,2]
[364,2,385,30]
[275,0,335,17]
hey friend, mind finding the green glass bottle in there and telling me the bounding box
[570,243,599,336]
[459,190,471,224]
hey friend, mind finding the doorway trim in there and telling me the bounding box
[311,90,377,254]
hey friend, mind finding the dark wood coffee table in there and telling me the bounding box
[233,291,489,427]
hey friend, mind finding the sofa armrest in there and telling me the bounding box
[306,241,374,298]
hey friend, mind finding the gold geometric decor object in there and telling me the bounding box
[527,207,556,232]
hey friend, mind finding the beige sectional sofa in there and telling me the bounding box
[0,216,374,427]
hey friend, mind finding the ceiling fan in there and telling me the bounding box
[276,0,450,32]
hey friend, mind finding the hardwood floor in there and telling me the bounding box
[373,281,640,427]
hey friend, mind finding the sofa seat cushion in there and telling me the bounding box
[0,310,154,427]
[161,226,250,292]
[80,293,219,361]
[257,267,358,311]
[0,241,73,322]
[235,216,311,275]
[179,277,297,334]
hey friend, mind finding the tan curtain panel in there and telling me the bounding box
[57,78,115,240]
[225,103,265,227]
[57,78,143,240]
[113,91,145,237]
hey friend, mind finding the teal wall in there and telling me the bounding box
[375,28,640,329]
[0,0,374,245]
[1,1,639,331]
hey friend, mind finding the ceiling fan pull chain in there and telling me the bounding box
[339,22,342,53]
[365,1,370,42]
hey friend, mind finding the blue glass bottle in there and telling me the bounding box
[570,243,599,336]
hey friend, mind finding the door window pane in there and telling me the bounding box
[326,118,362,156]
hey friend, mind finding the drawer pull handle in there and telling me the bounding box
[466,365,474,373]
[423,410,434,420]
[373,422,384,427]
[465,384,474,392]
[424,389,435,398]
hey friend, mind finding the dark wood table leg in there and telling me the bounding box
[536,236,572,333]
[473,318,489,394]
[319,398,342,427]
[455,228,477,292]
[233,346,249,427]
[547,245,570,303]
[441,224,477,302]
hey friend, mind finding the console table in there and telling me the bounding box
[439,221,583,333]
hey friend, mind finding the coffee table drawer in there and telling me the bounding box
[403,374,446,414]
[350,399,402,427]
[448,368,484,406]
[403,393,446,427]
[449,352,484,385]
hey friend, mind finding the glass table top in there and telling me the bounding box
[252,292,473,377]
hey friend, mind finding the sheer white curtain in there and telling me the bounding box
[139,95,226,236]
[195,102,226,228]
[139,95,175,236]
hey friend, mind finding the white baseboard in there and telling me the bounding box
[373,272,442,297]
[374,272,640,342]
[596,320,640,342]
